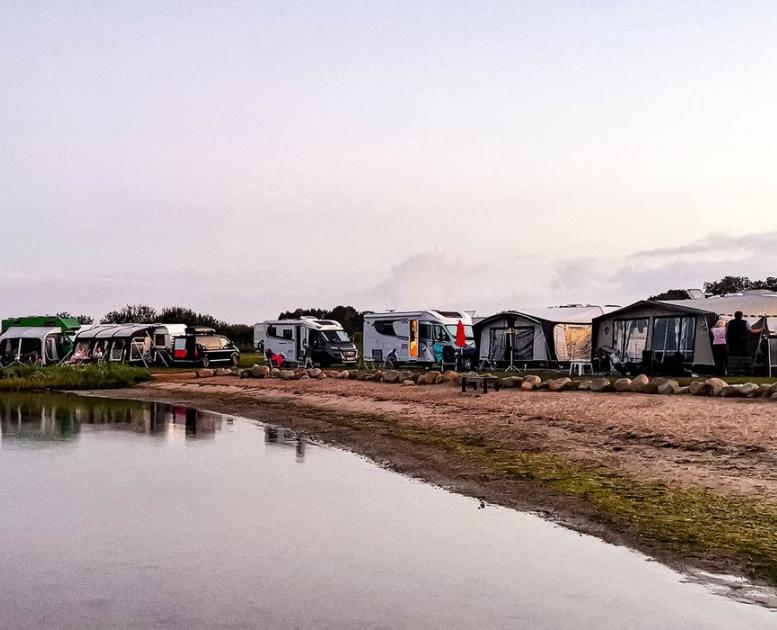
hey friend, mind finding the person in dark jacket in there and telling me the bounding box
[726,311,762,356]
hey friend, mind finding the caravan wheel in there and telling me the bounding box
[230,353,239,367]
[201,354,210,368]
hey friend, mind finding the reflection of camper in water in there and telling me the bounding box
[265,426,306,462]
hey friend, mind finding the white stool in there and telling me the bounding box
[569,361,593,376]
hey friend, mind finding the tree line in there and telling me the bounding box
[650,276,777,301]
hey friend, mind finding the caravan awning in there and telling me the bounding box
[76,324,154,340]
[0,326,60,341]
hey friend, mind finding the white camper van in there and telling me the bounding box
[363,310,476,368]
[254,317,358,366]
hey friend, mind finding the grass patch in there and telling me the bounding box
[268,401,777,583]
[0,364,152,391]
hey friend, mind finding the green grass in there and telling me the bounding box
[0,364,152,391]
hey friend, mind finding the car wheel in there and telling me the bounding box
[230,353,239,367]
[201,354,210,368]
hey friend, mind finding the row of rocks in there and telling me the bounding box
[199,365,777,400]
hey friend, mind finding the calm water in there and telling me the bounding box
[0,393,772,630]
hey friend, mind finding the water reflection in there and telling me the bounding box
[265,425,306,462]
[0,393,224,443]
[0,394,307,462]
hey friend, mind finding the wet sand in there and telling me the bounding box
[91,372,777,592]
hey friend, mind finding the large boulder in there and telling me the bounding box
[767,382,777,396]
[335,370,349,379]
[279,369,297,380]
[308,368,325,379]
[381,370,401,384]
[421,371,442,385]
[613,377,632,392]
[441,371,460,383]
[674,386,690,395]
[499,377,517,388]
[523,375,542,387]
[214,368,233,377]
[251,364,271,378]
[739,383,761,398]
[720,386,744,398]
[196,368,215,378]
[577,380,592,391]
[706,377,728,390]
[400,379,416,386]
[521,380,536,391]
[657,379,680,395]
[589,378,613,392]
[689,381,708,396]
[399,370,415,382]
[628,374,650,392]
[548,377,572,391]
[269,368,281,378]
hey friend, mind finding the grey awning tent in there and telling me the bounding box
[592,290,777,374]
[474,305,612,367]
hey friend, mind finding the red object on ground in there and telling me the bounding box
[455,320,467,347]
[271,354,284,368]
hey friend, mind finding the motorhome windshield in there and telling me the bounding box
[445,324,474,340]
[322,330,350,343]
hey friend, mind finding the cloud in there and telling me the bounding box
[3,230,777,323]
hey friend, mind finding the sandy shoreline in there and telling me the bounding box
[88,372,777,598]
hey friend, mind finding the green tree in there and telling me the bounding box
[100,304,158,324]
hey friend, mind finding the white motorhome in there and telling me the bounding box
[363,310,476,368]
[254,317,358,366]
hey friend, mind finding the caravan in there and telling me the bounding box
[363,310,476,368]
[254,317,358,367]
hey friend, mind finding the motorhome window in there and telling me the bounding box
[266,325,277,337]
[651,316,695,361]
[322,330,350,343]
[613,318,649,362]
[433,325,448,342]
[282,329,293,340]
[419,323,433,340]
[445,324,474,340]
[374,321,396,336]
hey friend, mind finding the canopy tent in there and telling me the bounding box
[71,323,157,365]
[474,305,612,368]
[592,291,777,375]
[0,326,63,366]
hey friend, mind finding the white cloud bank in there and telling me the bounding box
[2,231,776,323]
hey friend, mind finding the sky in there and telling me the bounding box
[2,1,777,323]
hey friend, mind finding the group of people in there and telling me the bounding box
[710,311,764,374]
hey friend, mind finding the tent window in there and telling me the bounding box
[613,318,649,362]
[45,335,59,362]
[651,316,695,362]
[554,324,592,361]
[110,340,125,362]
[490,327,533,362]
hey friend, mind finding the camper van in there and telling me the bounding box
[254,317,358,366]
[0,316,81,367]
[363,310,476,368]
[172,327,240,367]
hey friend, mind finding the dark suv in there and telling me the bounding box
[173,328,240,367]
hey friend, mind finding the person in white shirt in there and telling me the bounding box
[711,318,728,375]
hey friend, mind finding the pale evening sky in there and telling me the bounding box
[2,1,777,322]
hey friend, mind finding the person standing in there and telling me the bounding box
[726,311,762,357]
[711,318,728,375]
